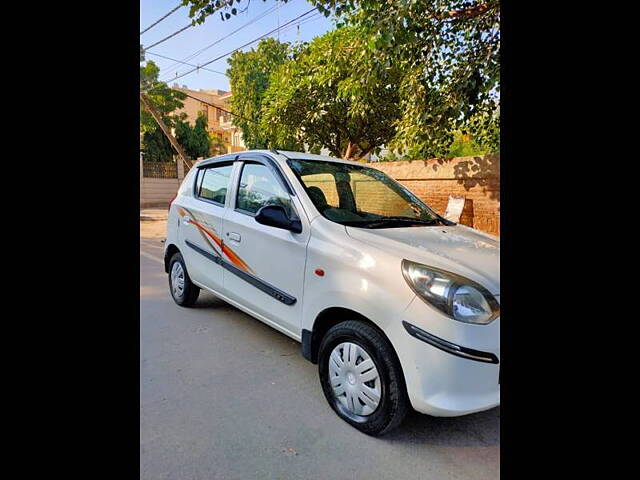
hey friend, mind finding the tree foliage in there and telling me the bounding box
[182,0,500,157]
[209,134,227,156]
[447,131,488,157]
[226,38,296,149]
[261,26,401,159]
[140,60,189,161]
[311,0,500,156]
[183,0,291,25]
[175,114,211,159]
[140,60,187,134]
[142,128,175,162]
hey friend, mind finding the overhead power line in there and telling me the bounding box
[274,11,323,36]
[146,52,228,77]
[164,9,322,82]
[141,82,255,124]
[140,4,183,35]
[160,3,282,80]
[166,7,318,84]
[142,0,233,51]
[176,89,258,125]
[144,23,194,51]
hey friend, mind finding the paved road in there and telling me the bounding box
[140,238,500,480]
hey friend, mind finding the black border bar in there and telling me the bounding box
[402,321,499,364]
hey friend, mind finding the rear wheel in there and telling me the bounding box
[168,252,199,307]
[318,320,409,436]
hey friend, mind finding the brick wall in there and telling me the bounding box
[366,155,500,236]
[139,153,500,235]
[352,177,410,217]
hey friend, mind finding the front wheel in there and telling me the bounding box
[318,320,409,436]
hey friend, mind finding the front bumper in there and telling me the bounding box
[388,297,500,417]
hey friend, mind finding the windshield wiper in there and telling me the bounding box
[356,217,444,229]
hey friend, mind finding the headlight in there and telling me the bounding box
[401,259,499,324]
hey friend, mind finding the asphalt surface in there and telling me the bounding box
[140,237,500,480]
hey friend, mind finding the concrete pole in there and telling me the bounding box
[140,92,191,171]
[177,154,185,179]
[140,133,144,209]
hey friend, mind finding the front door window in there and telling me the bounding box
[236,163,295,218]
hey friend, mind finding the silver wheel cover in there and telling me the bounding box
[329,342,381,416]
[171,262,185,299]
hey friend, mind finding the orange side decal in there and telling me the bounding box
[220,243,253,274]
[181,208,254,274]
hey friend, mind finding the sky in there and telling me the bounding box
[140,0,335,92]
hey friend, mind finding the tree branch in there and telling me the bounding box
[343,141,353,159]
[439,1,498,21]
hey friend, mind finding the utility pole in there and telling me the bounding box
[140,92,191,170]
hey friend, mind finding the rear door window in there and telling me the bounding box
[197,164,234,205]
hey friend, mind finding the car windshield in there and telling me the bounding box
[287,159,444,228]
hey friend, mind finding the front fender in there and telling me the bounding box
[302,219,415,345]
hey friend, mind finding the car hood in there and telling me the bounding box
[346,224,500,294]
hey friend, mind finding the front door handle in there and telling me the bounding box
[227,232,241,242]
[182,215,191,225]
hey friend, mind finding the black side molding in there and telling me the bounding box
[221,259,297,306]
[402,321,499,364]
[185,239,222,265]
[185,240,296,306]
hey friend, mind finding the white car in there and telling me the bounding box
[164,150,500,435]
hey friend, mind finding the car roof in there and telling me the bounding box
[193,150,368,169]
[250,150,367,167]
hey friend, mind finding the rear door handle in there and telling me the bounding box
[227,232,241,242]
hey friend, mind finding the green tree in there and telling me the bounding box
[312,0,500,157]
[175,113,211,159]
[447,131,487,158]
[261,26,401,159]
[140,59,188,161]
[184,0,252,24]
[140,60,187,134]
[226,38,296,149]
[182,0,500,157]
[209,134,227,156]
[142,129,175,162]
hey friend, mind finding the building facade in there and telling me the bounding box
[171,86,246,156]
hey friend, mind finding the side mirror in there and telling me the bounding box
[255,205,302,233]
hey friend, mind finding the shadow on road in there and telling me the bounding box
[384,407,499,447]
[191,295,231,309]
[188,291,500,448]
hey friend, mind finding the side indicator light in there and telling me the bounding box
[314,269,325,277]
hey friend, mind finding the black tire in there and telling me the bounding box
[168,252,200,307]
[318,320,409,436]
